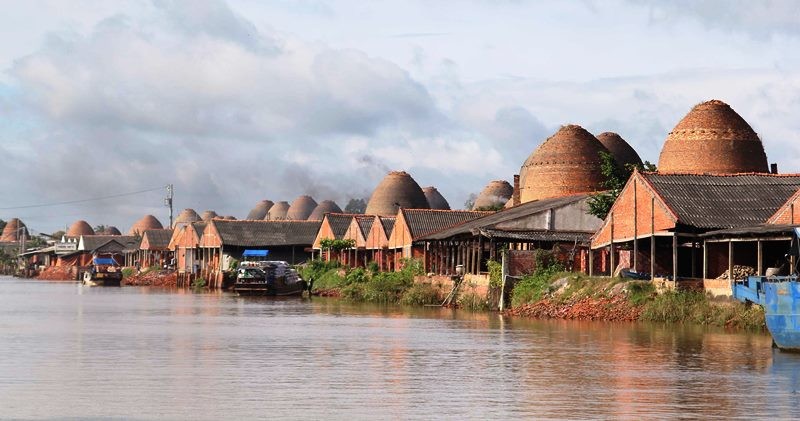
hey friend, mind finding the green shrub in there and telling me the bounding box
[361,271,412,303]
[401,283,441,306]
[640,291,765,330]
[458,292,489,311]
[192,277,207,290]
[345,267,368,285]
[487,260,502,288]
[313,268,346,291]
[510,262,564,307]
[300,259,341,284]
[122,268,135,278]
[367,261,380,273]
[342,283,367,301]
[627,281,656,305]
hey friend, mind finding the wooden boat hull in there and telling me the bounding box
[233,281,306,296]
[82,271,122,287]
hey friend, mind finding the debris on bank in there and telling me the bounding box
[123,270,177,287]
[37,266,76,281]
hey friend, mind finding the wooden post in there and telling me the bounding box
[499,250,508,311]
[633,179,638,273]
[728,240,733,281]
[650,196,655,280]
[757,240,763,276]
[672,234,678,281]
[588,248,594,277]
[703,241,708,279]
[691,241,696,278]
[609,212,615,276]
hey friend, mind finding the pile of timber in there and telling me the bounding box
[716,265,756,280]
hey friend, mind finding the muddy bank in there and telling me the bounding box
[37,266,77,281]
[123,270,177,287]
[507,295,642,322]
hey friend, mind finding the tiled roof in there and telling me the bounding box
[643,173,800,229]
[213,220,321,247]
[325,214,358,239]
[81,235,139,252]
[380,216,396,237]
[142,229,174,250]
[402,209,492,238]
[420,194,590,240]
[355,216,374,237]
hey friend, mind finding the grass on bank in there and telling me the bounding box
[299,258,441,305]
[509,262,765,331]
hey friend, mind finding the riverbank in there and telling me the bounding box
[300,260,766,331]
[122,269,178,287]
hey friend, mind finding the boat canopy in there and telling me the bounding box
[93,257,116,265]
[243,249,269,257]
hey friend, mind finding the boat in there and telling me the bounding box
[233,251,307,296]
[82,255,123,287]
[733,227,800,351]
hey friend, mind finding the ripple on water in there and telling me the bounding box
[0,277,795,420]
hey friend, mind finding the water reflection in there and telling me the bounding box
[0,277,794,420]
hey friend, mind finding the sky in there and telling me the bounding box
[1,0,800,234]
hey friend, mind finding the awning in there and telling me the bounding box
[243,249,269,257]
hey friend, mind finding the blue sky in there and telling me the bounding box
[1,0,800,234]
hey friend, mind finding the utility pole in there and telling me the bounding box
[165,184,174,228]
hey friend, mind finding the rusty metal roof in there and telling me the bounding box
[212,220,321,247]
[643,173,800,229]
[402,209,492,238]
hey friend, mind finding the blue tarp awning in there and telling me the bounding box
[243,250,269,257]
[93,257,116,265]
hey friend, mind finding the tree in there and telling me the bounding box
[344,198,367,214]
[463,193,477,210]
[51,230,66,240]
[587,152,656,220]
[0,219,5,233]
[93,224,107,234]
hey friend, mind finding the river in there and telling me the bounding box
[0,276,797,420]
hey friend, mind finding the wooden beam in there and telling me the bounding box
[728,240,733,282]
[651,196,655,280]
[757,239,763,276]
[703,241,708,279]
[672,234,678,280]
[633,178,638,273]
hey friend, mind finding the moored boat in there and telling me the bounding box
[233,259,306,296]
[82,256,123,287]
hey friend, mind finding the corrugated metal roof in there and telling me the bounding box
[380,216,396,237]
[643,173,800,229]
[213,220,321,247]
[420,194,590,240]
[81,235,139,252]
[324,214,358,239]
[355,216,374,237]
[701,224,799,238]
[402,209,492,238]
[482,229,593,244]
[142,229,174,250]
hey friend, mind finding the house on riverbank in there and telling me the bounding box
[199,219,320,287]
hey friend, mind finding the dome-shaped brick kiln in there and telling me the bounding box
[519,124,609,203]
[365,171,430,216]
[658,100,768,174]
[308,200,343,221]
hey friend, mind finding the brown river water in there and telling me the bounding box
[0,276,798,420]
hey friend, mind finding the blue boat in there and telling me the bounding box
[733,276,800,350]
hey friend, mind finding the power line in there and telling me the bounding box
[0,186,166,210]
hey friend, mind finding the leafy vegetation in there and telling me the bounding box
[587,151,657,219]
[640,291,765,330]
[487,259,502,288]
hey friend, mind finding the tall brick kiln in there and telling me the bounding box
[658,99,769,174]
